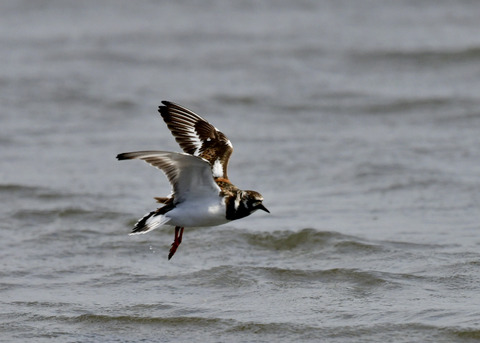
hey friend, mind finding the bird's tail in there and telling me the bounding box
[129,210,171,235]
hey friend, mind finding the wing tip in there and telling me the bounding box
[158,100,173,120]
[116,153,130,160]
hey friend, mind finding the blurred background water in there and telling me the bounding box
[1,0,480,342]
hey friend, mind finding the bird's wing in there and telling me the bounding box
[116,151,221,203]
[158,101,233,180]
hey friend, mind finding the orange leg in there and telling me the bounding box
[168,226,184,260]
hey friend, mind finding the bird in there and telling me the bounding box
[117,101,269,260]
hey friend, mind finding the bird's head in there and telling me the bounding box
[241,190,270,214]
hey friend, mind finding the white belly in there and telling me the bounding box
[164,196,230,227]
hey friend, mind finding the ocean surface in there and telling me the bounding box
[2,0,480,342]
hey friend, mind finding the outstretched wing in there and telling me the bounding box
[116,151,221,203]
[159,101,233,180]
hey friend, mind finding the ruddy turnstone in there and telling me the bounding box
[117,101,269,260]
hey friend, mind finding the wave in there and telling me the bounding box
[336,95,478,116]
[182,265,259,288]
[243,228,341,250]
[451,329,480,340]
[241,228,383,253]
[351,46,480,65]
[13,208,121,223]
[177,263,397,291]
[71,313,230,326]
[260,266,389,287]
[0,183,90,201]
[63,314,322,340]
[355,96,465,115]
[213,93,260,106]
[0,183,44,195]
[23,307,479,342]
[9,308,479,342]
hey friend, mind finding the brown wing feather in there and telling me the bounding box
[159,101,233,180]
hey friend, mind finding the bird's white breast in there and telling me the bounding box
[165,195,229,227]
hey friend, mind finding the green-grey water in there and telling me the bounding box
[2,1,480,342]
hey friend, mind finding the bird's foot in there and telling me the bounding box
[168,226,184,260]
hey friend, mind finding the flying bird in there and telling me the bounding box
[117,101,269,259]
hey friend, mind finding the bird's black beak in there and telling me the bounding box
[257,203,270,213]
